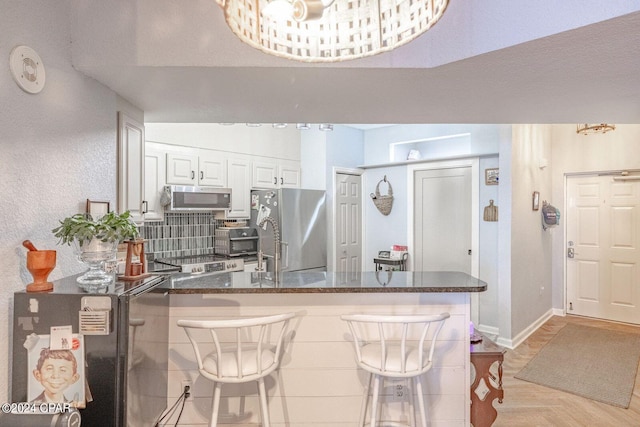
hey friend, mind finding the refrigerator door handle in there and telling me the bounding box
[281,241,289,270]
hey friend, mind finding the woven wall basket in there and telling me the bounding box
[371,176,394,216]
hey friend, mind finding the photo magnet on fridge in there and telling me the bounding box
[24,332,86,408]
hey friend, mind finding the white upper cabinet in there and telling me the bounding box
[252,158,300,189]
[166,151,227,187]
[278,159,301,188]
[198,151,227,187]
[166,152,198,185]
[252,159,279,189]
[226,155,252,218]
[144,146,166,222]
[117,112,145,223]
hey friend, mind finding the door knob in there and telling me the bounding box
[567,247,575,258]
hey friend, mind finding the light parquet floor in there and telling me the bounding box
[493,315,640,427]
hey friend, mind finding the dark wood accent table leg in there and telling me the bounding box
[470,333,505,427]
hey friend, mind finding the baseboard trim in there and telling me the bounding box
[495,308,555,350]
[476,324,500,337]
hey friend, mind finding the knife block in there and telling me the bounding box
[121,239,149,281]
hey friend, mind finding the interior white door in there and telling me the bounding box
[335,173,362,276]
[414,167,472,273]
[566,174,640,324]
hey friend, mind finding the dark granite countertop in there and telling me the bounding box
[161,271,487,294]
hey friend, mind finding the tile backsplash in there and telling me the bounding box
[139,212,215,260]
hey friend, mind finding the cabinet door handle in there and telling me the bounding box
[142,200,148,214]
[200,171,204,180]
[274,177,277,185]
[280,177,283,185]
[191,171,195,180]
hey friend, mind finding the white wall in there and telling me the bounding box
[300,130,327,190]
[507,125,553,339]
[1,1,128,403]
[363,165,408,268]
[550,124,640,312]
[478,156,500,330]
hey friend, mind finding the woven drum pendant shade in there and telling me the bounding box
[216,0,449,62]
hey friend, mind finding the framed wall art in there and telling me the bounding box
[86,199,110,217]
[485,168,499,185]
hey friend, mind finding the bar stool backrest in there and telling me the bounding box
[341,313,450,378]
[177,312,295,384]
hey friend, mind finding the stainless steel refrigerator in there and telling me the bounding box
[251,188,326,271]
[11,274,169,427]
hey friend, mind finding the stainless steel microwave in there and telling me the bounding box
[169,185,231,211]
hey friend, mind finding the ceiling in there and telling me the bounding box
[71,2,640,124]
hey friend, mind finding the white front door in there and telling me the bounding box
[335,172,362,276]
[414,167,472,273]
[566,174,640,324]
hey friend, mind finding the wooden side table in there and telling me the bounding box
[470,332,505,427]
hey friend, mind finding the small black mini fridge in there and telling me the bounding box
[11,274,169,427]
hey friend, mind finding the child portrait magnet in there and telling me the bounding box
[23,332,86,408]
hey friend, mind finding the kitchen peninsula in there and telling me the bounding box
[167,270,485,426]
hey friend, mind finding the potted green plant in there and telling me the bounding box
[52,211,139,289]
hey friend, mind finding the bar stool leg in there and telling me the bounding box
[407,378,416,427]
[358,372,373,427]
[257,377,271,427]
[370,375,381,427]
[210,382,223,427]
[414,376,428,427]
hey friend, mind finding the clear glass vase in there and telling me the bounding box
[73,238,118,291]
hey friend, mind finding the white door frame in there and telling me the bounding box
[408,158,480,324]
[332,167,365,272]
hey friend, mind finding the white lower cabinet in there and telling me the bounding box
[243,261,258,272]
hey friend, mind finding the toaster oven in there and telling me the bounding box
[214,227,259,257]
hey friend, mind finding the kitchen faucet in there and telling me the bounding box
[257,216,280,284]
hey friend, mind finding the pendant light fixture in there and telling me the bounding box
[576,124,616,135]
[215,0,449,62]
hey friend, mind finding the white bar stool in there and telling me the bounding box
[177,312,295,427]
[341,313,450,427]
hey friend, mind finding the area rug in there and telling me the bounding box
[515,323,640,408]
